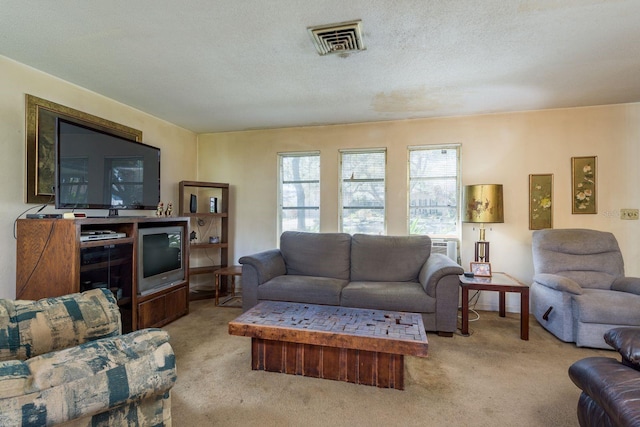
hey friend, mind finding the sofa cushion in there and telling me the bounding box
[573,289,640,325]
[532,229,624,290]
[280,231,351,280]
[341,281,435,313]
[258,275,348,306]
[350,234,431,282]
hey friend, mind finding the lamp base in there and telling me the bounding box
[474,241,490,262]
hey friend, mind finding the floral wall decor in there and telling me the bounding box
[529,174,553,229]
[571,156,597,214]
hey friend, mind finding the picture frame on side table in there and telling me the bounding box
[529,174,553,230]
[571,156,597,214]
[25,94,143,204]
[471,262,492,277]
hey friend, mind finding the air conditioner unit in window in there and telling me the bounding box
[431,239,458,263]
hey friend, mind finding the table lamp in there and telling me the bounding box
[462,184,504,262]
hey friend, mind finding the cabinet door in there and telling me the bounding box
[137,285,188,329]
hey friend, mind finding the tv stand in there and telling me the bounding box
[16,216,190,332]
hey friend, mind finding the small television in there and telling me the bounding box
[137,226,185,296]
[55,118,160,216]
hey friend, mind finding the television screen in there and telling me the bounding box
[138,226,185,295]
[55,118,160,212]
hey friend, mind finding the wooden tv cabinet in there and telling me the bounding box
[16,216,190,332]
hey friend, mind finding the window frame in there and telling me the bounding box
[339,148,387,235]
[277,151,321,236]
[407,144,461,239]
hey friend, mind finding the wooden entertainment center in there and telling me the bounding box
[16,216,190,333]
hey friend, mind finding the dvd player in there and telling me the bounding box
[80,233,126,242]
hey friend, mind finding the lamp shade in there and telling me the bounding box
[462,184,504,223]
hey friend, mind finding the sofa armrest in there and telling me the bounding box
[533,273,583,295]
[0,288,122,362]
[569,356,640,427]
[419,254,464,334]
[0,360,31,399]
[612,277,640,296]
[419,253,464,297]
[605,327,640,370]
[0,328,176,426]
[239,249,286,311]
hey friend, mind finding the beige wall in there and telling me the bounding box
[0,55,198,299]
[197,104,640,311]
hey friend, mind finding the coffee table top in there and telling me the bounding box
[228,301,428,357]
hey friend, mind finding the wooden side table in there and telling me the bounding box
[459,272,530,340]
[214,265,242,306]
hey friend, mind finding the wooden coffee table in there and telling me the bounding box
[228,301,428,390]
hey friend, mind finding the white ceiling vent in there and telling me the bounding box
[308,20,365,56]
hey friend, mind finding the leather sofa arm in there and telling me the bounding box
[419,253,464,297]
[612,277,640,296]
[569,356,640,427]
[533,273,583,294]
[0,329,176,425]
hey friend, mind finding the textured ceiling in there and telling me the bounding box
[2,0,640,133]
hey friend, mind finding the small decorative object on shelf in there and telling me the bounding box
[209,236,220,244]
[471,262,492,277]
[165,202,173,217]
[156,202,164,217]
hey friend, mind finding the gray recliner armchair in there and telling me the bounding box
[531,228,640,349]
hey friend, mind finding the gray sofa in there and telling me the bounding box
[239,231,464,336]
[531,228,640,349]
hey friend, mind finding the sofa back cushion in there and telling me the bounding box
[0,288,121,361]
[350,234,431,282]
[532,228,624,290]
[280,231,351,280]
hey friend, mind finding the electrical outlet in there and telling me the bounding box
[620,209,639,220]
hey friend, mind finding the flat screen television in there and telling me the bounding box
[55,118,160,216]
[137,226,185,296]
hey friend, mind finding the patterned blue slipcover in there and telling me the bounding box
[0,289,177,426]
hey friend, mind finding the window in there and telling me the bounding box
[107,157,144,207]
[340,149,386,234]
[408,146,460,237]
[278,152,320,233]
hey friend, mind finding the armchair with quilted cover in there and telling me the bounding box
[0,288,177,426]
[531,228,640,349]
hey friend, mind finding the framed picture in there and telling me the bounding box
[25,94,142,204]
[529,174,553,230]
[470,262,492,277]
[571,156,597,214]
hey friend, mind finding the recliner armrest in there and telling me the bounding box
[605,327,640,370]
[612,277,640,296]
[533,273,583,294]
[239,249,286,285]
[569,356,640,427]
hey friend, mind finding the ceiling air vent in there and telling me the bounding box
[308,20,365,56]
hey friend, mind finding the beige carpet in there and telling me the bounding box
[163,299,613,426]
